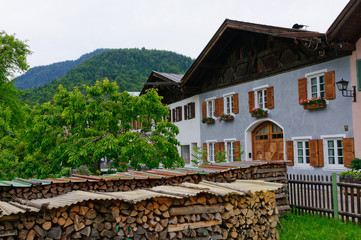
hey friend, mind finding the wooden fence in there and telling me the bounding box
[288,173,361,225]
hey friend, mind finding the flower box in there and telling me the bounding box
[218,114,234,122]
[300,97,327,110]
[251,111,268,118]
[202,118,215,124]
[303,102,327,110]
[250,108,268,118]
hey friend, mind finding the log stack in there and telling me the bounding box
[0,180,282,240]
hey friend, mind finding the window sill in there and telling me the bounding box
[293,165,314,170]
[323,166,348,172]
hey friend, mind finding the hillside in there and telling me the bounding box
[14,49,108,90]
[21,48,193,105]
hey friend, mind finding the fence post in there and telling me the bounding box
[332,172,339,219]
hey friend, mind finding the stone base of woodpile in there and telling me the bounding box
[0,181,281,240]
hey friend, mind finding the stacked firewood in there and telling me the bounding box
[1,190,280,240]
[0,163,287,202]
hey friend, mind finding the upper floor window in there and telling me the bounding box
[172,107,182,122]
[309,73,325,99]
[207,100,215,118]
[184,102,195,120]
[224,95,234,115]
[256,88,267,109]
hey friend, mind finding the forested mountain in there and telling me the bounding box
[21,48,193,105]
[14,49,108,90]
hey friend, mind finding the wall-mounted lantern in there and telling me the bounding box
[336,79,356,102]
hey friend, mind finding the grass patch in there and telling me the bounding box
[278,212,361,240]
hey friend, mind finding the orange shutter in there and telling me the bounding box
[248,91,255,112]
[202,102,206,119]
[215,97,224,117]
[298,78,308,102]
[234,141,241,160]
[309,139,324,167]
[233,93,239,114]
[343,138,355,168]
[324,71,335,100]
[203,143,208,163]
[286,141,294,166]
[317,139,324,167]
[137,118,141,129]
[309,140,318,167]
[266,87,274,109]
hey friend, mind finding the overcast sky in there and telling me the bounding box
[2,0,349,68]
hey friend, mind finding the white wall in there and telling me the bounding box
[168,95,201,166]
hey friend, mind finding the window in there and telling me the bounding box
[181,145,190,164]
[184,102,195,120]
[207,100,215,118]
[326,139,343,166]
[207,142,215,162]
[306,70,326,99]
[296,140,310,165]
[226,141,235,162]
[256,89,267,109]
[224,95,234,115]
[173,107,182,122]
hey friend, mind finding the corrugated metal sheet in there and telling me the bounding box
[0,180,283,218]
[0,161,287,187]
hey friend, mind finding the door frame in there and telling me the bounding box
[244,118,286,161]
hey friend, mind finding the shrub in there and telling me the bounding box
[351,158,361,170]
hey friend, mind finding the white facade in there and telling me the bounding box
[168,95,201,166]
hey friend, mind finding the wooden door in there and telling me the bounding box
[252,121,284,161]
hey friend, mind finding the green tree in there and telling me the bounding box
[0,31,30,179]
[23,79,184,178]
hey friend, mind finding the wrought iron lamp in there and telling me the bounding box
[336,79,356,102]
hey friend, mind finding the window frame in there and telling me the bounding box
[225,138,236,162]
[321,134,347,171]
[305,69,327,99]
[181,145,191,165]
[206,140,216,163]
[253,85,268,109]
[206,98,215,118]
[223,93,235,115]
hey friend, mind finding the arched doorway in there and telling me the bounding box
[252,121,284,161]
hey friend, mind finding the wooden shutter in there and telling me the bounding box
[184,105,188,120]
[137,118,141,129]
[132,120,136,129]
[357,59,361,91]
[298,78,307,102]
[215,142,221,154]
[317,139,324,167]
[172,109,175,122]
[177,107,182,121]
[215,97,224,117]
[168,110,171,122]
[233,94,239,114]
[343,138,355,168]
[202,102,207,119]
[286,141,294,166]
[248,91,255,112]
[234,141,241,160]
[324,71,335,100]
[309,139,324,167]
[266,86,274,109]
[190,102,195,119]
[203,143,208,163]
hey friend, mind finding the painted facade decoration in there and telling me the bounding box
[141,1,360,174]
